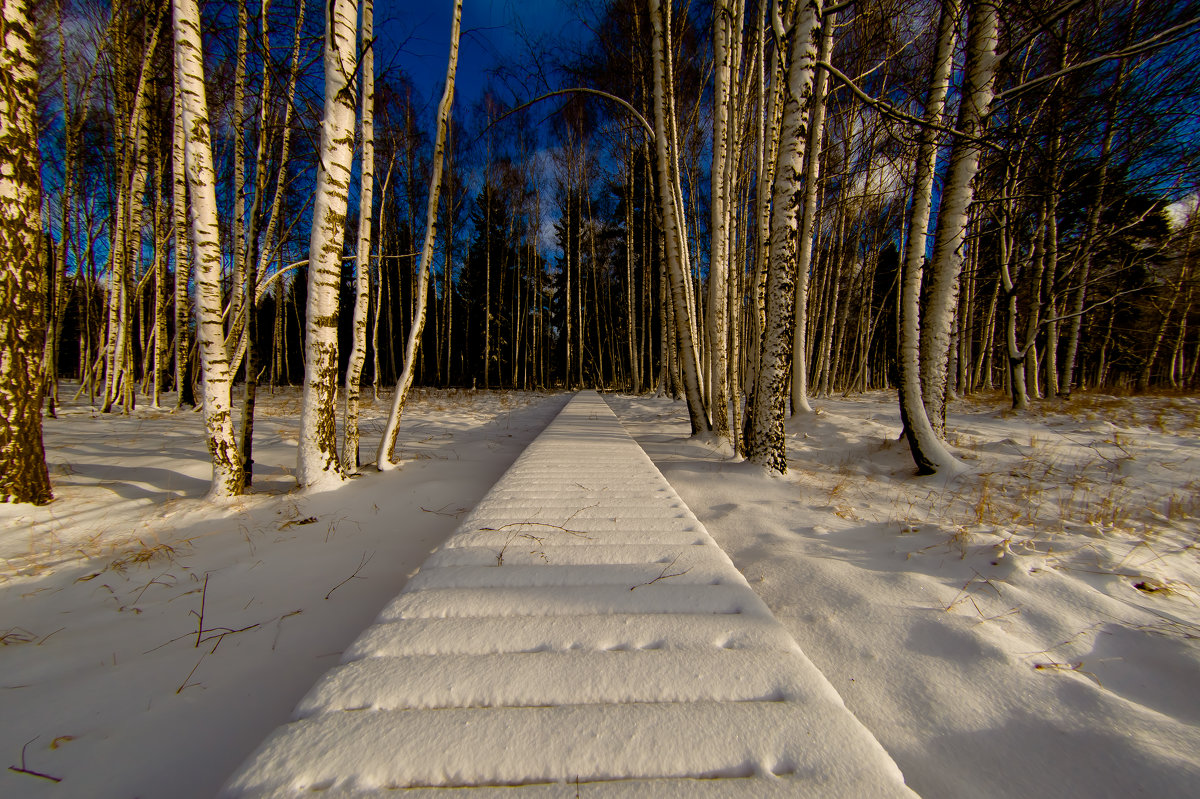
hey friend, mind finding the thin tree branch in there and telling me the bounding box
[487,88,655,142]
[818,60,1003,151]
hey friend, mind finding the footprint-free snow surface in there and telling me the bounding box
[220,392,917,797]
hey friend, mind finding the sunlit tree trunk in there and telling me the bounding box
[297,0,359,489]
[152,151,169,408]
[747,0,822,474]
[790,8,835,416]
[649,0,707,434]
[0,0,52,504]
[172,57,194,408]
[173,0,244,498]
[376,0,461,469]
[707,0,737,441]
[343,0,374,471]
[919,0,998,440]
[230,0,248,348]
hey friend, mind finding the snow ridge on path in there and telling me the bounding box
[220,391,918,798]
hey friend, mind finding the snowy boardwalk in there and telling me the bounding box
[221,392,917,798]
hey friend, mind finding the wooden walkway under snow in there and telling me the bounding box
[220,391,917,798]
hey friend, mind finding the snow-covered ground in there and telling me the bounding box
[2,385,1198,798]
[610,390,1200,799]
[0,386,566,798]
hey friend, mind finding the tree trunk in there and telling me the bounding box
[342,0,374,471]
[649,0,708,434]
[376,0,461,469]
[0,0,53,504]
[173,0,244,498]
[918,0,998,440]
[746,0,822,474]
[172,60,194,407]
[297,0,359,489]
[789,9,834,416]
[897,0,961,475]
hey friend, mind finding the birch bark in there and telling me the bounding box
[898,0,961,475]
[707,0,736,441]
[172,56,193,407]
[172,0,244,498]
[376,0,461,470]
[343,0,374,471]
[747,0,822,474]
[649,0,708,434]
[789,9,835,416]
[919,0,998,442]
[297,0,359,488]
[0,0,53,504]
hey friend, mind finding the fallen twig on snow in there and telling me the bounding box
[326,552,374,600]
[9,737,62,783]
[631,554,692,590]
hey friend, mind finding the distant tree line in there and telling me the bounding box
[1,0,1198,502]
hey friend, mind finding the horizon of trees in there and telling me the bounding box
[2,0,1198,503]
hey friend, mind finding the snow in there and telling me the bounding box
[3,385,1198,798]
[610,390,1200,798]
[0,386,566,799]
[221,391,914,797]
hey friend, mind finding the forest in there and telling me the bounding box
[1,0,1198,503]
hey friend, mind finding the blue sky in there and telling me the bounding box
[376,0,578,114]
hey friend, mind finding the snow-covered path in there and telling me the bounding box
[221,391,918,797]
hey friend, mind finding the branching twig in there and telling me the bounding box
[421,504,467,518]
[325,552,374,600]
[479,522,593,538]
[630,554,692,590]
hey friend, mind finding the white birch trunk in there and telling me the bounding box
[649,0,708,435]
[376,0,461,470]
[343,0,374,471]
[898,0,961,475]
[172,61,192,407]
[747,0,822,474]
[789,9,835,416]
[172,0,244,498]
[918,0,998,443]
[297,0,359,489]
[706,0,735,440]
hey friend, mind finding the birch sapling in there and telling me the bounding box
[376,0,462,470]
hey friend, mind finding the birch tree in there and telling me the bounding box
[747,0,823,474]
[918,0,999,442]
[649,0,708,435]
[897,0,962,475]
[173,0,244,498]
[297,0,359,489]
[706,0,738,442]
[376,0,461,470]
[342,0,374,471]
[790,8,835,416]
[172,61,194,409]
[0,0,52,504]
